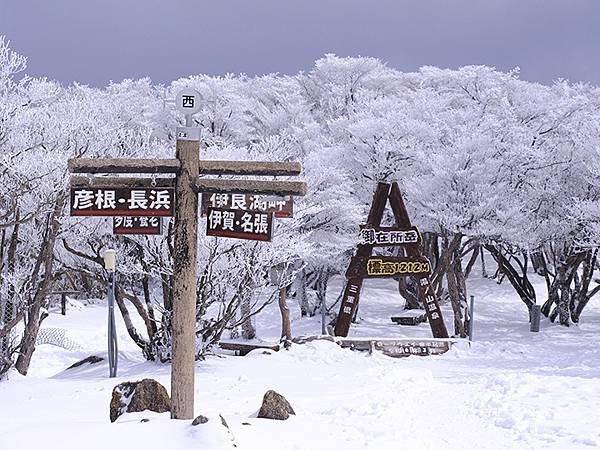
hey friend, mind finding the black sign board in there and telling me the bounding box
[359,226,421,246]
[113,216,162,235]
[70,188,175,217]
[201,193,293,218]
[206,207,273,241]
[345,256,432,279]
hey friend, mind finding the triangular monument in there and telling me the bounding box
[334,181,449,338]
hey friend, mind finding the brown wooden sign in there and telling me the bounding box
[334,182,449,340]
[70,187,175,217]
[345,256,431,279]
[201,193,293,218]
[113,216,162,235]
[206,207,273,241]
[359,226,421,246]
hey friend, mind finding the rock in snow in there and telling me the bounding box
[109,378,171,422]
[191,415,209,425]
[257,390,295,420]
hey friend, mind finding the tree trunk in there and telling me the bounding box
[278,288,292,348]
[446,246,468,338]
[240,290,256,340]
[15,196,65,375]
[312,268,330,316]
[571,249,599,323]
[556,265,570,326]
[485,244,536,311]
[290,268,309,317]
[397,277,421,309]
[480,246,488,278]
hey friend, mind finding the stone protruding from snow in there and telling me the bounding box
[109,378,171,422]
[192,415,209,425]
[257,390,295,420]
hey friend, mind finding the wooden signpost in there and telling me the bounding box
[334,182,449,339]
[67,89,307,420]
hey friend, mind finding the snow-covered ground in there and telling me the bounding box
[1,272,600,450]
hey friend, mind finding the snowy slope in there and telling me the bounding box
[1,273,599,450]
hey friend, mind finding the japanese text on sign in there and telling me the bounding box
[201,193,293,218]
[70,188,175,217]
[359,227,419,246]
[206,207,273,241]
[366,258,430,276]
[113,216,162,235]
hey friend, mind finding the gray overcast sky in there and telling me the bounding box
[1,0,599,87]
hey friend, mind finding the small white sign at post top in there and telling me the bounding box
[175,88,202,115]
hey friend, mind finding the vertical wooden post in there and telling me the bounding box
[171,127,200,419]
[61,293,66,316]
[279,287,292,348]
[530,304,541,332]
[468,295,475,340]
[334,182,390,337]
[389,182,449,339]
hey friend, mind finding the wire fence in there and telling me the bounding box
[35,328,82,351]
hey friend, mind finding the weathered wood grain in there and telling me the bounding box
[195,179,307,196]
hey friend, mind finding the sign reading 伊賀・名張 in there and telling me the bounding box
[206,207,273,242]
[113,216,162,235]
[201,193,293,218]
[70,188,175,217]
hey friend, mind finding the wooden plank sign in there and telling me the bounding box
[345,256,432,279]
[337,338,453,357]
[70,188,175,217]
[359,226,421,246]
[206,207,273,242]
[201,193,293,218]
[113,216,162,235]
[372,340,449,357]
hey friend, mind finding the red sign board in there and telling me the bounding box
[70,188,175,217]
[113,216,163,235]
[201,193,293,218]
[206,207,273,241]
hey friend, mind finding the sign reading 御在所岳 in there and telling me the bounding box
[70,188,175,217]
[201,193,293,218]
[359,226,420,246]
[113,216,163,235]
[206,207,273,241]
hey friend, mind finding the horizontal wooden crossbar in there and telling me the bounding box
[199,160,301,176]
[69,158,180,174]
[68,158,301,176]
[195,179,307,196]
[70,176,175,188]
